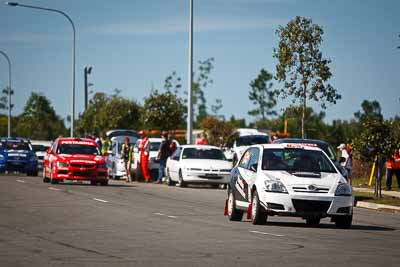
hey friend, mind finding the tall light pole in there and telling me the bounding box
[0,50,11,137]
[6,1,76,137]
[84,66,92,111]
[187,0,194,144]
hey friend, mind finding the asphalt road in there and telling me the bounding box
[1,174,400,267]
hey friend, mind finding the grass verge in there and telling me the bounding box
[355,191,400,207]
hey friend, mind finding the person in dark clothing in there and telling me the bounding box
[155,133,171,184]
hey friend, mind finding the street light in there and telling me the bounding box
[6,1,76,137]
[0,50,12,137]
[187,0,194,144]
[84,66,92,111]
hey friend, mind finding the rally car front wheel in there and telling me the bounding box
[334,215,352,229]
[227,190,243,221]
[43,167,50,183]
[251,190,267,225]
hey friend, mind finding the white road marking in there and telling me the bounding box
[249,230,285,237]
[16,180,25,183]
[154,213,165,216]
[48,187,62,191]
[93,198,109,203]
[167,215,177,219]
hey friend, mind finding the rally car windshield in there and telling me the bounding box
[262,148,337,173]
[57,144,100,155]
[237,135,269,147]
[1,141,31,151]
[182,148,226,160]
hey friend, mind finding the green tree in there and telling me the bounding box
[164,71,182,94]
[274,16,341,138]
[15,92,67,140]
[141,90,186,131]
[76,90,141,136]
[354,100,383,123]
[193,57,215,124]
[199,116,235,147]
[211,98,223,119]
[248,69,277,120]
[228,115,247,128]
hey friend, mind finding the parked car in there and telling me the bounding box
[224,128,270,165]
[43,138,108,185]
[0,148,7,172]
[30,140,52,170]
[106,129,140,139]
[0,137,38,176]
[132,138,179,180]
[106,135,139,179]
[226,143,354,228]
[272,138,348,179]
[166,145,232,187]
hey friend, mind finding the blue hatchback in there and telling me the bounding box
[0,137,39,176]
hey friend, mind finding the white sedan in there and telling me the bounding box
[166,145,232,187]
[226,143,354,228]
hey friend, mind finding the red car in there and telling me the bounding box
[43,138,108,185]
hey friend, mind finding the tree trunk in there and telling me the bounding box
[301,87,306,139]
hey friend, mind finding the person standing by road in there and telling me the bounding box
[196,132,207,145]
[168,133,177,155]
[345,144,353,185]
[154,132,171,184]
[338,143,350,182]
[121,136,134,182]
[93,133,102,152]
[101,136,110,156]
[139,131,151,182]
[386,148,400,191]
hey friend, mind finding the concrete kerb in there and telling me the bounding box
[353,187,400,212]
[356,201,400,212]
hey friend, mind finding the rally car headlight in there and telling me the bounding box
[57,162,69,168]
[264,180,288,193]
[96,163,107,169]
[335,183,352,196]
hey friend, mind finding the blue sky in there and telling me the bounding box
[0,0,399,127]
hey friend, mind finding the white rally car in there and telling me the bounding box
[226,143,354,228]
[166,145,232,187]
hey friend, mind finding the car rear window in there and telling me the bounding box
[237,135,269,147]
[32,145,50,152]
[182,148,226,160]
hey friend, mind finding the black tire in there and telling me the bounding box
[251,190,267,225]
[32,170,39,177]
[166,169,175,186]
[43,168,50,183]
[90,180,97,186]
[306,217,321,226]
[178,170,186,188]
[227,190,244,221]
[335,215,352,229]
[49,167,59,184]
[100,180,108,186]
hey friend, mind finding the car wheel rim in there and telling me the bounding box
[228,193,233,216]
[252,195,257,220]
